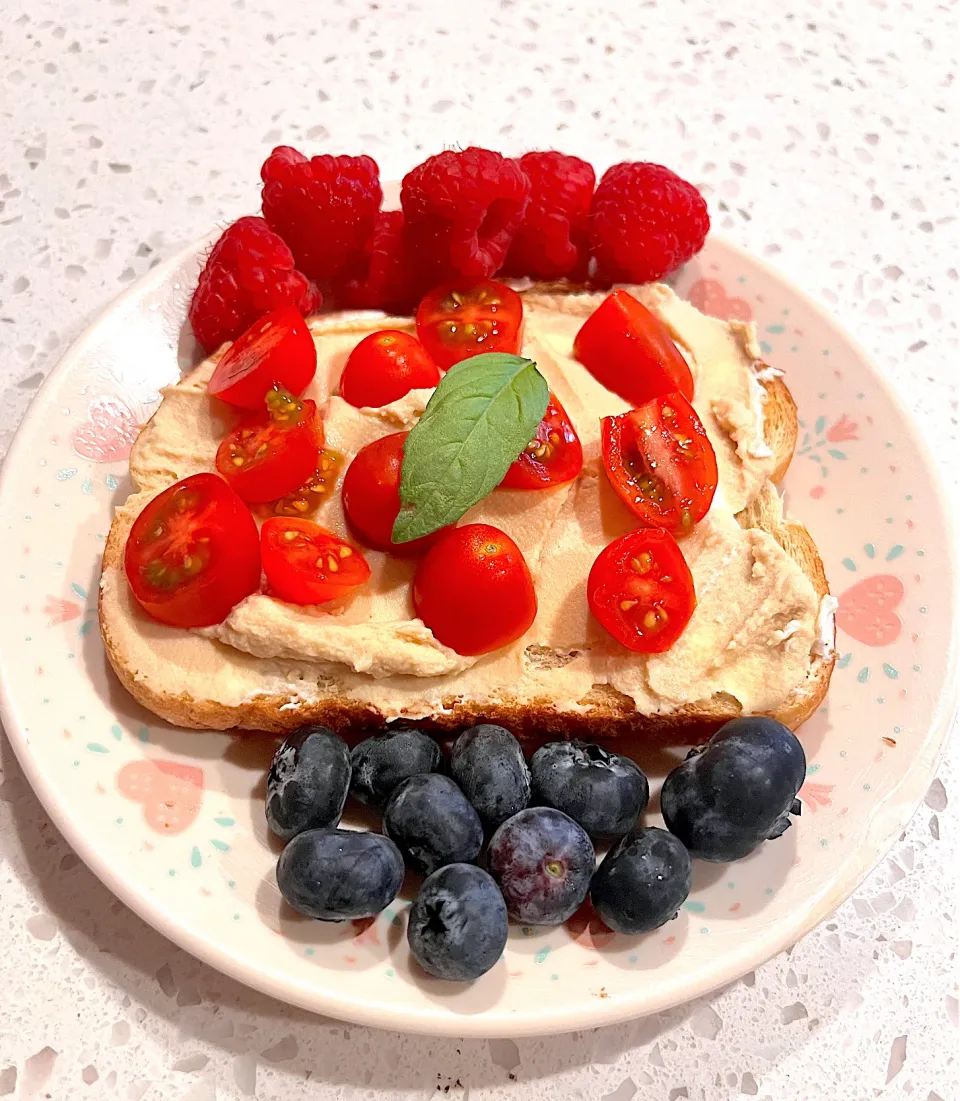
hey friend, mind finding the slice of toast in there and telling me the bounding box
[99,290,834,740]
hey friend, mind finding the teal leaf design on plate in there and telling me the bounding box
[886,545,904,561]
[815,415,827,436]
[683,900,706,914]
[78,619,94,636]
[210,839,230,852]
[111,724,123,741]
[759,340,772,355]
[765,323,786,334]
[191,847,202,868]
[864,543,875,558]
[534,946,551,964]
[828,449,846,460]
[137,726,150,743]
[883,664,899,679]
[837,652,852,668]
[857,667,870,683]
[57,468,78,481]
[82,477,92,495]
[71,583,88,599]
[842,558,857,571]
[87,743,109,753]
[214,817,235,827]
[105,474,119,490]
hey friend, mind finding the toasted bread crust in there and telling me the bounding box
[100,295,833,742]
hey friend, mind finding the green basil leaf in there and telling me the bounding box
[392,353,549,544]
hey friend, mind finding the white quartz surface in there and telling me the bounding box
[0,0,957,1098]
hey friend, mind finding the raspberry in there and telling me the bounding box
[589,162,709,285]
[188,216,321,352]
[502,152,595,281]
[341,210,428,314]
[401,147,530,280]
[261,146,382,281]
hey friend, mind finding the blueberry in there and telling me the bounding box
[276,828,404,921]
[383,774,484,875]
[590,827,692,934]
[350,727,442,809]
[266,725,351,841]
[660,716,807,863]
[407,863,508,981]
[530,741,649,839]
[449,724,531,830]
[487,807,595,925]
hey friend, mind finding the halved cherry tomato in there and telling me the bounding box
[124,472,260,628]
[256,448,344,519]
[207,306,316,410]
[339,330,441,408]
[261,517,371,605]
[587,528,696,653]
[413,524,537,655]
[601,392,718,534]
[215,386,322,503]
[341,432,451,554]
[573,290,694,406]
[415,279,523,369]
[500,393,583,490]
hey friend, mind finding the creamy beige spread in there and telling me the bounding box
[104,285,829,721]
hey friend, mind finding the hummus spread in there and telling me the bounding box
[108,285,828,721]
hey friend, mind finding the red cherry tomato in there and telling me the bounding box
[215,386,323,503]
[573,290,694,406]
[500,392,583,490]
[341,431,450,554]
[260,517,371,605]
[601,392,718,534]
[339,330,441,408]
[413,524,537,655]
[587,528,696,653]
[207,306,316,410]
[124,473,260,628]
[416,279,523,369]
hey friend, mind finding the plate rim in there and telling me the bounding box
[0,232,957,1037]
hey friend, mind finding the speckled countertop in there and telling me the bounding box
[0,1,957,1098]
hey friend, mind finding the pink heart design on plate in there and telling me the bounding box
[116,759,204,835]
[687,279,753,322]
[836,574,904,646]
[72,396,140,462]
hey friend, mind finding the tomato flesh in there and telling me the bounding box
[216,386,323,503]
[588,528,696,653]
[416,279,523,370]
[601,392,718,534]
[500,392,583,490]
[261,517,371,605]
[573,289,694,406]
[255,448,344,519]
[339,330,441,408]
[124,473,260,628]
[341,431,450,554]
[207,305,317,410]
[413,524,537,655]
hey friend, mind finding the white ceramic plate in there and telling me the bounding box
[0,233,956,1037]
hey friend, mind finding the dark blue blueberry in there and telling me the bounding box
[383,774,484,876]
[530,741,649,839]
[486,807,594,925]
[276,828,404,921]
[449,724,530,831]
[266,725,351,841]
[590,827,692,934]
[350,727,442,809]
[660,716,807,863]
[407,863,508,981]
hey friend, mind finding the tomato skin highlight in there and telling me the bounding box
[601,392,718,534]
[207,305,317,410]
[216,388,323,503]
[416,279,523,370]
[500,393,583,490]
[587,528,696,653]
[339,330,441,408]
[341,432,449,555]
[573,290,694,406]
[124,472,261,628]
[413,524,537,656]
[261,517,371,605]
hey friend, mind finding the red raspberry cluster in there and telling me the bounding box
[189,147,709,351]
